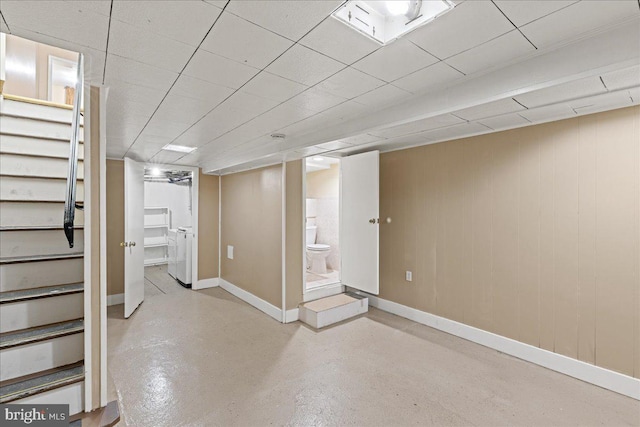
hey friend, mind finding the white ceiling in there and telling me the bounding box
[1,0,639,174]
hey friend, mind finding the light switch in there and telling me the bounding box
[227,245,234,260]
[405,271,412,282]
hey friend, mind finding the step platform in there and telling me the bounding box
[299,293,368,329]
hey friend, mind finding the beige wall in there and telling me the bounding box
[106,160,124,296]
[286,161,304,310]
[198,171,219,280]
[221,164,283,308]
[379,106,640,378]
[306,163,339,199]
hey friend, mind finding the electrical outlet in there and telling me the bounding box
[227,245,234,260]
[405,271,412,282]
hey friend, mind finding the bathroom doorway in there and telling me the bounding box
[304,156,341,292]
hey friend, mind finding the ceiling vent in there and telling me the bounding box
[332,0,455,45]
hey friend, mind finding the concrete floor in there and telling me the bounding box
[106,287,639,426]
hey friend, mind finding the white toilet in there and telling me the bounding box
[306,225,331,274]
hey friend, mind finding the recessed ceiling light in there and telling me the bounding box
[162,144,197,153]
[151,167,161,176]
[333,0,455,45]
[312,157,324,161]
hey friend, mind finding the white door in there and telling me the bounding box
[124,157,145,318]
[340,150,379,295]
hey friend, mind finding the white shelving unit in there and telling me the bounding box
[144,207,170,266]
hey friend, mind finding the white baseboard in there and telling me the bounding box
[284,308,299,323]
[106,293,124,306]
[362,293,640,401]
[193,277,219,290]
[219,279,282,322]
[303,283,345,302]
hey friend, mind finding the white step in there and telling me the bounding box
[0,202,85,227]
[0,256,84,292]
[0,115,84,142]
[0,228,84,258]
[0,134,84,159]
[0,176,84,202]
[13,382,84,416]
[0,153,84,179]
[0,292,84,333]
[0,332,84,381]
[0,98,83,126]
[299,293,368,329]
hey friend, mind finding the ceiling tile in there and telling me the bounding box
[445,30,535,76]
[520,1,640,49]
[149,150,187,164]
[183,49,260,89]
[493,1,577,27]
[200,12,294,69]
[337,134,385,146]
[352,84,413,108]
[351,39,438,82]
[239,72,308,103]
[152,93,217,126]
[221,91,280,116]
[407,1,514,59]
[0,1,109,50]
[478,112,531,131]
[518,103,576,123]
[286,87,347,113]
[111,1,221,46]
[107,19,195,73]
[143,116,192,140]
[371,114,465,138]
[455,98,526,121]
[107,81,166,109]
[417,122,491,143]
[392,61,463,94]
[170,74,235,104]
[265,44,345,86]
[568,90,634,115]
[315,67,385,99]
[514,76,606,109]
[225,0,342,41]
[299,16,380,65]
[601,65,640,91]
[104,54,178,91]
[203,1,228,9]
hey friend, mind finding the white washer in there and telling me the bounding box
[167,229,178,278]
[176,226,193,287]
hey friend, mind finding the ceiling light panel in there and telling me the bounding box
[332,0,455,45]
[162,144,198,153]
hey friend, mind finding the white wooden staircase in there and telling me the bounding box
[0,96,86,415]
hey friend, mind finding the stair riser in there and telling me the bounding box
[0,202,85,227]
[0,333,84,382]
[0,154,84,180]
[0,116,84,142]
[0,99,83,125]
[0,134,84,160]
[0,258,83,292]
[0,293,84,333]
[0,229,84,258]
[299,297,369,329]
[13,381,84,416]
[0,176,84,202]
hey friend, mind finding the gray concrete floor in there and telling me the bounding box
[107,286,639,426]
[144,264,187,297]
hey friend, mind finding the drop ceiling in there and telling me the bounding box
[0,0,638,175]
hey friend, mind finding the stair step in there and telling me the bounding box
[0,97,84,125]
[0,319,84,349]
[0,115,84,142]
[0,175,85,203]
[0,201,85,228]
[1,227,83,258]
[0,134,84,159]
[0,255,84,293]
[0,283,83,304]
[299,293,369,329]
[0,153,84,179]
[0,225,84,231]
[0,362,84,404]
[0,253,83,265]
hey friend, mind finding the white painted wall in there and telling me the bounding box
[144,181,192,229]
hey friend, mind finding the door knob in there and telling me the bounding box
[120,242,129,247]
[130,241,136,247]
[369,218,376,224]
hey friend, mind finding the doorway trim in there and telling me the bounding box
[142,162,200,289]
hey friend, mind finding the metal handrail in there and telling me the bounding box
[63,53,84,248]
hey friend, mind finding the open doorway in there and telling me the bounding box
[304,156,341,291]
[143,166,194,297]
